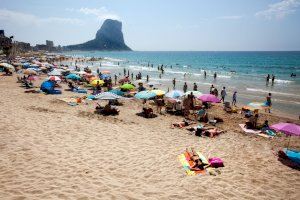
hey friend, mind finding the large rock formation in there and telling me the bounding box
[65,19,131,51]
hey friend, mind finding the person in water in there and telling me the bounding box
[183,82,188,93]
[214,72,217,79]
[271,75,275,85]
[193,83,198,91]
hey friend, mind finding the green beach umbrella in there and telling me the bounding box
[120,83,135,90]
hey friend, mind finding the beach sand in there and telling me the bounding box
[0,74,299,200]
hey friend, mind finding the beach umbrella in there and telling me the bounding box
[74,71,87,75]
[198,94,221,103]
[46,76,61,82]
[152,89,166,96]
[40,80,55,92]
[100,74,110,80]
[120,83,135,90]
[270,123,300,137]
[66,74,81,80]
[271,123,300,149]
[245,102,266,110]
[23,69,38,75]
[147,81,161,86]
[109,89,125,96]
[95,92,123,100]
[135,91,156,100]
[165,90,184,99]
[0,63,15,71]
[185,91,203,98]
[101,70,111,74]
[91,79,104,86]
[27,76,38,81]
[48,69,62,76]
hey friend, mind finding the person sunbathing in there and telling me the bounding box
[186,148,210,171]
[203,128,225,137]
[171,119,195,128]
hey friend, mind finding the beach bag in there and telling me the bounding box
[208,157,224,168]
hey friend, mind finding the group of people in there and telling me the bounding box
[266,74,276,85]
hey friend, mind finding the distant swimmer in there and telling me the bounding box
[214,72,217,79]
[230,70,236,73]
[291,73,297,77]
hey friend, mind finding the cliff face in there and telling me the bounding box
[65,19,131,51]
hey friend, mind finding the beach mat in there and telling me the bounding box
[178,151,208,176]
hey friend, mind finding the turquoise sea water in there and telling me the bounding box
[62,51,300,118]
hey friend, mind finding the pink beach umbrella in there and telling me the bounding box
[270,123,300,136]
[27,76,38,81]
[198,94,221,103]
[47,76,61,82]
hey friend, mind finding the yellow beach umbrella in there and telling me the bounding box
[91,79,104,86]
[152,89,166,96]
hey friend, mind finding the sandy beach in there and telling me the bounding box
[0,73,299,200]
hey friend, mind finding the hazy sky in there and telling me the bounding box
[1,0,300,51]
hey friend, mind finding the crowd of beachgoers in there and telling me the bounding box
[0,52,299,199]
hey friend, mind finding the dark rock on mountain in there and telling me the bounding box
[65,19,131,51]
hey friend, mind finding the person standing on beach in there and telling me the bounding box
[221,87,227,102]
[172,78,176,89]
[193,83,198,91]
[114,74,117,85]
[146,75,149,82]
[183,82,188,93]
[124,68,126,76]
[213,87,218,97]
[232,91,237,106]
[271,75,275,85]
[131,73,134,81]
[265,93,272,113]
[214,72,217,79]
[204,71,207,79]
[210,85,214,94]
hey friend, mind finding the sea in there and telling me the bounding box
[61,51,300,118]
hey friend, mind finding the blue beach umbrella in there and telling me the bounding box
[40,80,55,92]
[165,90,184,99]
[66,73,81,80]
[135,91,156,100]
[109,89,125,96]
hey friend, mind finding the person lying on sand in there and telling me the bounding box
[186,148,210,171]
[187,126,225,137]
[171,119,196,128]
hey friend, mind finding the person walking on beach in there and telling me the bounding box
[221,87,227,102]
[183,82,188,93]
[193,83,198,91]
[271,75,275,85]
[214,72,217,79]
[265,93,272,113]
[172,78,176,89]
[232,91,237,106]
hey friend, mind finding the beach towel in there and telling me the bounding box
[239,124,272,138]
[178,151,208,176]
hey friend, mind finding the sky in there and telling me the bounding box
[0,0,300,51]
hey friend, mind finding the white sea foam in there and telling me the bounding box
[103,57,124,62]
[274,79,294,84]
